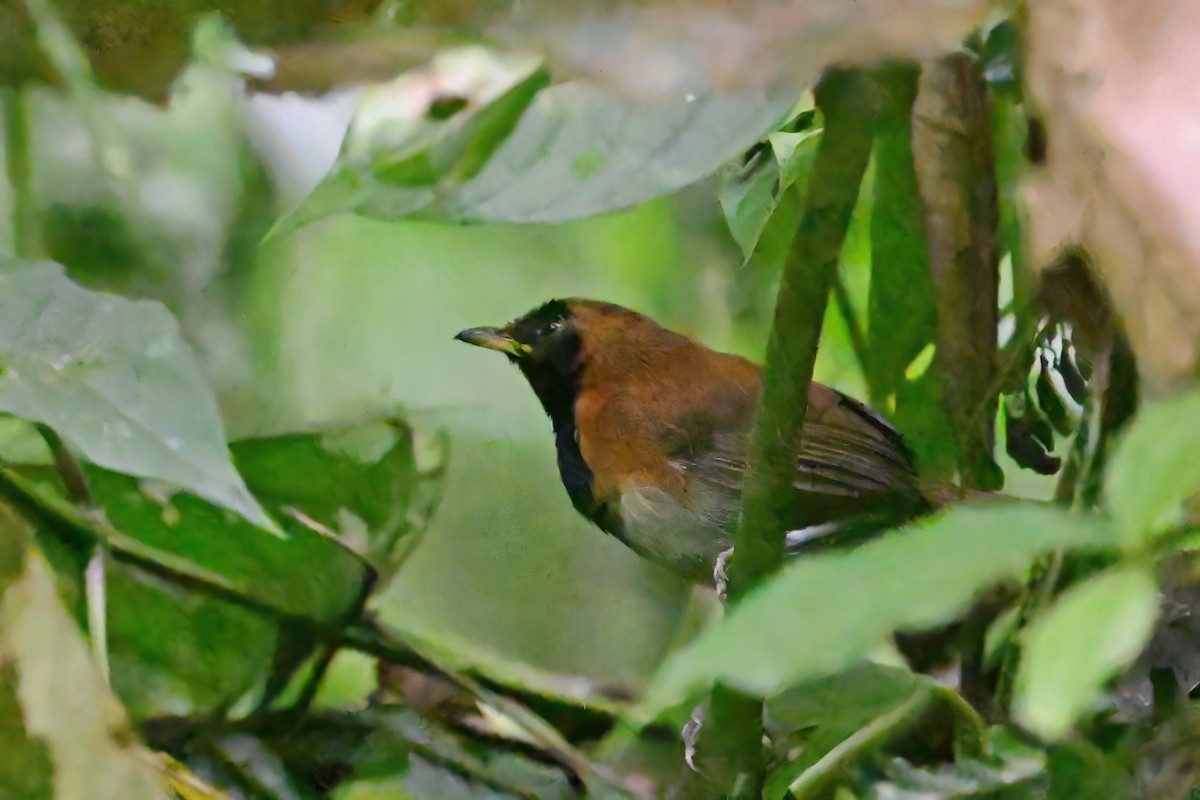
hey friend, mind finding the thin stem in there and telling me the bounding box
[3,87,38,259]
[709,68,884,799]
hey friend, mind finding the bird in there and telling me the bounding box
[456,298,960,586]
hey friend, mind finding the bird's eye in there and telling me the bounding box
[542,320,563,336]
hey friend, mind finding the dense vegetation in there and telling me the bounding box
[2,0,1199,798]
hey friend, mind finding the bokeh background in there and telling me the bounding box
[0,62,883,696]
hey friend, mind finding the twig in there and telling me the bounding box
[710,67,884,799]
[339,616,622,793]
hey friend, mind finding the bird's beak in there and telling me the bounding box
[454,326,531,358]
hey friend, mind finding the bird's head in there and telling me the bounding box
[455,298,684,427]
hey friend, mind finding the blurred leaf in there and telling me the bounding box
[267,46,548,238]
[638,505,1118,718]
[4,0,388,101]
[863,749,1045,799]
[764,663,948,800]
[0,540,168,799]
[1014,564,1159,741]
[232,419,444,583]
[1047,740,1130,800]
[0,260,270,527]
[273,51,799,234]
[520,0,997,103]
[719,112,821,262]
[1106,389,1200,545]
[453,82,793,223]
[1024,0,1200,392]
[266,706,576,800]
[979,20,1023,95]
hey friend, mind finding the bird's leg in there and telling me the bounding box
[682,704,707,775]
[713,546,735,604]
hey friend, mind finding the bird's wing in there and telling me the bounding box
[683,382,924,530]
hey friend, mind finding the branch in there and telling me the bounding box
[704,67,885,798]
[730,67,884,598]
[912,53,1003,490]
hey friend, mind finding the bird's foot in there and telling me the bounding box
[713,546,735,604]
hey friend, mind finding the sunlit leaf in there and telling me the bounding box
[0,260,269,528]
[1013,565,1159,741]
[1106,389,1200,545]
[0,540,167,799]
[638,505,1118,718]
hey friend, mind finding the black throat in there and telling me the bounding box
[515,331,614,532]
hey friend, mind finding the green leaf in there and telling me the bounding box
[1047,740,1131,800]
[764,663,943,800]
[85,466,370,624]
[268,46,548,239]
[0,260,269,528]
[719,117,822,262]
[638,505,1118,719]
[273,51,799,235]
[5,462,370,627]
[0,543,167,799]
[1013,564,1159,741]
[231,419,444,583]
[867,66,936,401]
[105,560,279,721]
[1106,389,1200,545]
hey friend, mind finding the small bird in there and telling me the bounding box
[456,299,952,585]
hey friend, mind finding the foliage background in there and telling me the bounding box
[2,0,1200,798]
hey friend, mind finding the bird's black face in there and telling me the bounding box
[454,299,584,430]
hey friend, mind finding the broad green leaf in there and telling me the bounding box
[0,545,167,799]
[719,116,822,262]
[267,46,548,239]
[272,51,799,234]
[7,462,370,625]
[447,84,797,223]
[232,419,444,583]
[1106,389,1200,545]
[638,505,1117,718]
[1013,564,1159,741]
[105,560,278,721]
[0,260,269,528]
